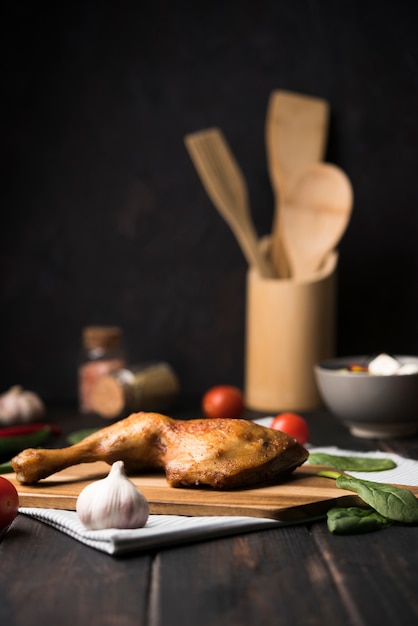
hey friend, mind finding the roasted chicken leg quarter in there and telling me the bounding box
[11,412,309,489]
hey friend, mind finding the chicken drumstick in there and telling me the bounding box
[11,412,308,489]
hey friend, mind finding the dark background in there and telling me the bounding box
[2,0,418,404]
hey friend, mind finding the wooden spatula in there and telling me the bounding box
[184,127,276,278]
[266,90,330,278]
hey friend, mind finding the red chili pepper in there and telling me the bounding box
[0,423,61,438]
[0,426,54,458]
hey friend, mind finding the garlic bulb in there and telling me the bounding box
[0,385,45,425]
[76,460,149,530]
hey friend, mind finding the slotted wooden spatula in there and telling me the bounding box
[185,127,276,278]
[266,90,330,278]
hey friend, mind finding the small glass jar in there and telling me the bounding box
[78,326,126,414]
[89,362,180,419]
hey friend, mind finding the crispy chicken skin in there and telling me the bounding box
[11,412,308,489]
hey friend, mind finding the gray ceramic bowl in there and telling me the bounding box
[314,355,418,438]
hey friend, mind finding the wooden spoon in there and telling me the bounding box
[266,90,330,278]
[184,127,276,278]
[280,162,353,280]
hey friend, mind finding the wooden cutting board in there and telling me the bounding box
[5,463,418,522]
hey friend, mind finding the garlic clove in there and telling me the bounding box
[0,385,46,425]
[0,386,23,424]
[76,460,150,530]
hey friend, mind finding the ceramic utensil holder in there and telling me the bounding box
[245,247,338,412]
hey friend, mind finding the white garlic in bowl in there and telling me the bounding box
[0,385,46,425]
[76,460,150,530]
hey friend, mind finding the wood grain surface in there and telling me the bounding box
[5,462,418,521]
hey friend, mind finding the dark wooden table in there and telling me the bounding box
[1,402,417,626]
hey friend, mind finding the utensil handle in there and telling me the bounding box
[231,219,276,279]
[270,202,291,278]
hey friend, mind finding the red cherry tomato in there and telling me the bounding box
[0,476,19,529]
[270,412,309,445]
[202,385,244,419]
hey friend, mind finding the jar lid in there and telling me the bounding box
[82,326,123,351]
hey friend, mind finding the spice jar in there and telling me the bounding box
[90,362,180,419]
[78,326,126,414]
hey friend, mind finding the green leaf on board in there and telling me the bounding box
[327,506,393,534]
[308,452,396,472]
[336,474,418,524]
[67,428,100,445]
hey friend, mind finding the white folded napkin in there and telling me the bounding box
[19,437,418,556]
[18,508,284,555]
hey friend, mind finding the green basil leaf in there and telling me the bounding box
[336,475,418,524]
[327,506,393,534]
[308,452,396,472]
[67,428,100,445]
